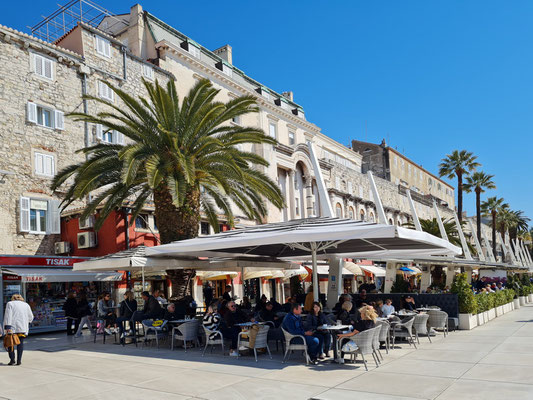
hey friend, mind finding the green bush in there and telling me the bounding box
[390,275,409,293]
[494,290,506,307]
[477,293,489,312]
[451,273,477,314]
[505,288,516,303]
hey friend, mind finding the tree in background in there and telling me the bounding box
[463,171,496,242]
[481,196,506,258]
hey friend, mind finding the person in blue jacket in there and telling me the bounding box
[282,303,320,364]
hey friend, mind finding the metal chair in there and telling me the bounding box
[141,320,168,349]
[281,328,309,365]
[391,316,417,349]
[93,318,117,344]
[237,325,272,362]
[428,310,449,337]
[171,320,200,351]
[202,325,225,356]
[376,320,391,354]
[339,327,380,371]
[413,313,431,344]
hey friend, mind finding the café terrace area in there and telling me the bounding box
[2,303,533,400]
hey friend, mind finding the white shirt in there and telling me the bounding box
[381,304,395,317]
[3,300,34,335]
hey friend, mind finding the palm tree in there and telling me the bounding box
[439,150,480,223]
[52,78,284,297]
[481,196,506,257]
[463,171,495,242]
[497,206,530,241]
[404,217,476,256]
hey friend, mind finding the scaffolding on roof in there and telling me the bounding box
[29,0,126,43]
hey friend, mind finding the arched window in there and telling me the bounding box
[348,207,355,220]
[370,212,375,222]
[397,219,402,226]
[360,209,365,221]
[335,203,343,218]
[388,218,393,225]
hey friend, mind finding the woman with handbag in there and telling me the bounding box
[3,294,34,366]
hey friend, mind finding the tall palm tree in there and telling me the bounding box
[404,217,476,256]
[463,171,495,242]
[497,206,530,241]
[52,78,284,297]
[481,196,506,257]
[439,150,480,223]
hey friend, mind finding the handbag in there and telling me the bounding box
[341,339,358,353]
[3,333,20,352]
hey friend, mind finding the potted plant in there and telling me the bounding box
[452,273,478,330]
[508,275,521,309]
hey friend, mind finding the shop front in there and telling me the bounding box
[0,255,121,333]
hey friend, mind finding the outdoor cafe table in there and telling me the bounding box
[235,322,266,328]
[317,324,352,364]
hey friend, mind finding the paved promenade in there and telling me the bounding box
[1,304,532,400]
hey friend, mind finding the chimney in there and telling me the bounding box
[128,4,144,58]
[282,91,294,101]
[213,44,232,65]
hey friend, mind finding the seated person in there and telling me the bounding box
[153,289,167,305]
[281,297,295,313]
[139,291,164,320]
[281,303,320,364]
[255,295,268,313]
[355,289,368,308]
[116,291,137,339]
[258,302,281,327]
[163,303,182,321]
[239,296,252,311]
[332,294,351,313]
[202,302,222,338]
[97,292,117,335]
[304,301,332,359]
[337,305,377,344]
[402,295,416,311]
[221,301,250,357]
[374,300,384,317]
[381,298,395,317]
[336,301,355,326]
[269,298,283,313]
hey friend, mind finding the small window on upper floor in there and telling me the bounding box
[288,131,295,145]
[135,214,149,230]
[94,124,124,145]
[189,44,201,58]
[32,53,54,80]
[26,102,64,130]
[268,122,277,139]
[34,152,55,177]
[98,81,114,102]
[221,64,232,77]
[95,35,111,58]
[142,64,154,80]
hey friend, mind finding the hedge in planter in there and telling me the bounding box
[451,273,478,314]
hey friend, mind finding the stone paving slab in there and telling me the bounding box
[0,304,531,400]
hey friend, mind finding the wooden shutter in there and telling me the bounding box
[34,153,44,175]
[43,58,53,79]
[33,54,43,76]
[44,155,54,176]
[115,131,124,145]
[47,199,61,234]
[55,110,64,130]
[19,196,30,232]
[27,102,38,123]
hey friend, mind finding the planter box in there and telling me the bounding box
[529,294,533,303]
[519,296,526,306]
[496,305,504,317]
[487,308,496,320]
[514,298,521,309]
[477,312,485,325]
[459,313,478,330]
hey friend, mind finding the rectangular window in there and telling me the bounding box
[221,64,232,77]
[96,125,124,145]
[200,222,210,235]
[32,53,54,80]
[98,81,114,102]
[268,122,277,139]
[188,44,201,58]
[95,35,111,57]
[288,131,295,145]
[142,64,154,80]
[37,106,53,128]
[29,199,48,234]
[34,152,55,177]
[232,115,241,125]
[348,181,353,194]
[335,176,341,190]
[20,197,60,234]
[135,214,148,229]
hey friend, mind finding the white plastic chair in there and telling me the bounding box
[391,316,417,349]
[428,310,449,337]
[281,328,309,365]
[339,327,379,371]
[237,325,272,362]
[171,320,200,351]
[413,313,431,344]
[202,325,225,356]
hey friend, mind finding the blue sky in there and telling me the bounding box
[4,1,532,223]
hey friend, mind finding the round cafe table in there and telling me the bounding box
[317,324,352,363]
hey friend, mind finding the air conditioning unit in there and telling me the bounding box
[79,216,94,230]
[54,241,71,254]
[77,232,97,249]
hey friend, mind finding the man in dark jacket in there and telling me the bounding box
[141,291,163,319]
[63,291,79,336]
[258,302,280,327]
[221,301,249,356]
[281,303,320,364]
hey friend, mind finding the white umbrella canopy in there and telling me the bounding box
[283,266,308,280]
[147,217,461,302]
[344,262,364,276]
[196,271,238,280]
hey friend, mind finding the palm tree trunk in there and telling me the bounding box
[476,189,481,243]
[457,171,463,222]
[491,210,497,259]
[153,184,201,299]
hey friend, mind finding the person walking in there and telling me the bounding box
[75,292,94,337]
[63,291,79,336]
[3,294,34,366]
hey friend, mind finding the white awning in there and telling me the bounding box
[283,266,308,280]
[344,262,364,276]
[196,271,238,281]
[2,268,122,283]
[315,265,352,276]
[359,265,386,277]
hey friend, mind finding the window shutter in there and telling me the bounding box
[108,85,114,102]
[98,81,104,98]
[34,54,43,76]
[55,110,64,130]
[34,153,44,175]
[47,199,61,234]
[95,124,103,142]
[44,155,54,176]
[115,131,124,145]
[27,102,38,123]
[44,58,53,79]
[19,196,30,232]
